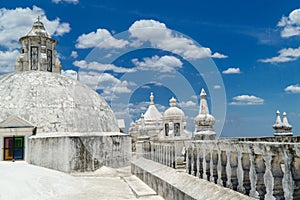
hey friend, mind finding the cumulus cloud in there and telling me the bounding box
[61,69,78,80]
[222,67,241,74]
[76,28,129,49]
[284,84,300,93]
[52,0,79,4]
[0,6,70,49]
[178,100,196,108]
[70,51,78,58]
[278,9,300,38]
[129,19,227,59]
[132,55,182,72]
[79,71,134,100]
[0,50,19,73]
[259,47,300,63]
[74,60,136,73]
[230,95,264,105]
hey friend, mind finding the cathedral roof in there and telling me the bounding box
[0,71,119,133]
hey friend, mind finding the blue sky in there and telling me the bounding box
[1,0,300,137]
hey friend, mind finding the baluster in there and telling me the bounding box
[291,157,300,199]
[242,153,251,195]
[205,149,211,181]
[196,147,200,178]
[271,155,284,199]
[255,154,266,200]
[230,152,238,191]
[193,147,197,176]
[237,151,245,193]
[212,150,218,184]
[191,146,194,175]
[226,150,232,188]
[220,150,227,187]
[263,152,274,199]
[199,148,204,179]
[249,152,258,198]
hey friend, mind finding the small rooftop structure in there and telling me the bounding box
[159,97,191,140]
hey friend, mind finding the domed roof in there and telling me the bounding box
[164,97,185,119]
[0,71,119,133]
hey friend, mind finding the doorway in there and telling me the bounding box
[4,137,24,160]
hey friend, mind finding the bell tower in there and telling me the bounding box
[15,17,61,73]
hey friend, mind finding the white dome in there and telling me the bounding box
[0,71,119,133]
[164,97,185,119]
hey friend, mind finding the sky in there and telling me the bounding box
[1,0,300,137]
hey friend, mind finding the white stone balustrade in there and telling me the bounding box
[137,137,300,199]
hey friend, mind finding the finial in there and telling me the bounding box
[282,112,292,129]
[37,16,40,22]
[200,88,207,98]
[169,97,176,107]
[150,92,154,105]
[275,110,282,125]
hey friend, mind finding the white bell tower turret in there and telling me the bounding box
[15,17,62,73]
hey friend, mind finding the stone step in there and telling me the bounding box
[123,175,163,199]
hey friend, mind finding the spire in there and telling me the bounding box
[199,88,209,115]
[150,92,154,105]
[194,88,216,140]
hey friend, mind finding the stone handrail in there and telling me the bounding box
[138,137,300,199]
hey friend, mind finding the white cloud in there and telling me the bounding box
[230,95,264,105]
[129,19,227,60]
[278,9,300,38]
[178,100,196,108]
[70,51,78,58]
[0,50,19,73]
[75,28,129,49]
[284,84,300,93]
[222,67,241,74]
[78,71,134,100]
[61,69,78,80]
[52,0,79,4]
[74,60,136,73]
[259,47,300,63]
[132,55,182,72]
[0,6,70,49]
[212,52,228,58]
[213,85,221,90]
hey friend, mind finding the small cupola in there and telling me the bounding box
[14,17,62,74]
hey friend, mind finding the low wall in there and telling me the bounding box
[28,132,131,172]
[132,157,253,200]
